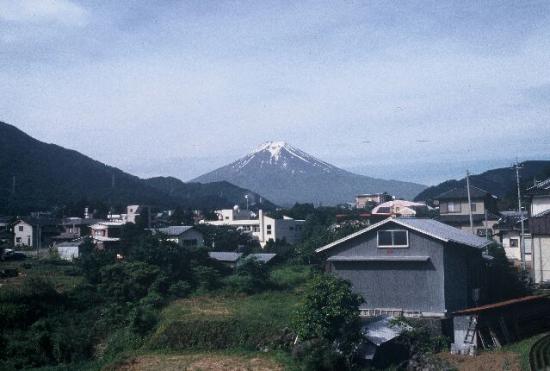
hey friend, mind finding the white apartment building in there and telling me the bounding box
[202,206,305,247]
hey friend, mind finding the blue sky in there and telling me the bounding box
[1,0,550,185]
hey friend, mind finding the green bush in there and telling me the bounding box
[292,274,363,369]
[130,305,159,336]
[168,280,192,298]
[270,265,311,289]
[98,262,160,303]
[225,257,270,294]
[150,317,284,351]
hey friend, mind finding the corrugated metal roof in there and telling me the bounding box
[328,256,430,262]
[208,252,243,262]
[152,226,194,236]
[316,217,491,253]
[361,315,411,346]
[453,295,549,315]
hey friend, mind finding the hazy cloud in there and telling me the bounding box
[1,1,549,185]
[0,0,88,26]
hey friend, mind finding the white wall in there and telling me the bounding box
[14,221,33,247]
[532,236,550,283]
[502,231,532,262]
[57,245,79,261]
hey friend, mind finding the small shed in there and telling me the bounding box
[55,240,84,261]
[208,252,243,268]
[358,315,411,368]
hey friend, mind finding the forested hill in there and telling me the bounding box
[414,160,550,204]
[0,121,273,214]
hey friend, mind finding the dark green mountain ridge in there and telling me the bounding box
[0,121,273,214]
[414,160,550,204]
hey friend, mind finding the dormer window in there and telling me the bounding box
[377,230,409,248]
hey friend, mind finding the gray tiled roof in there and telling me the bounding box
[247,253,277,263]
[434,186,494,200]
[208,252,243,262]
[316,217,491,253]
[152,226,194,236]
[529,177,550,191]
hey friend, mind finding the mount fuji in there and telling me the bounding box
[192,141,426,206]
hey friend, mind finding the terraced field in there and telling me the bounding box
[530,334,550,371]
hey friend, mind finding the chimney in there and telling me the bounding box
[84,207,90,219]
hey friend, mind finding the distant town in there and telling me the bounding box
[2,1,550,369]
[2,136,550,369]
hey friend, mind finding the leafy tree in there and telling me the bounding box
[195,224,260,251]
[169,206,195,225]
[98,262,160,303]
[225,257,270,294]
[293,274,363,368]
[485,243,530,302]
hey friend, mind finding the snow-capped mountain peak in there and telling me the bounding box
[237,141,337,173]
[252,141,289,161]
[192,141,427,206]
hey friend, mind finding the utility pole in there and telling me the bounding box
[466,170,474,234]
[514,161,526,271]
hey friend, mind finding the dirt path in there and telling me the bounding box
[112,354,284,371]
[439,352,521,371]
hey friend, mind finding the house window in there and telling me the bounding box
[267,225,272,235]
[19,226,24,232]
[447,202,461,213]
[16,237,21,243]
[377,230,409,248]
[510,238,519,247]
[183,239,198,247]
[470,203,477,212]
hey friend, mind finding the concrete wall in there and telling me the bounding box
[326,226,447,315]
[532,235,550,283]
[57,245,79,261]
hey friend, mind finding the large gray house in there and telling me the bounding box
[316,217,491,318]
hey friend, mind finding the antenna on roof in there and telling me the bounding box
[512,160,526,272]
[466,170,474,235]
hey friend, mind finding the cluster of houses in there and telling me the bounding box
[2,203,306,261]
[3,176,550,359]
[328,180,550,358]
[353,180,550,285]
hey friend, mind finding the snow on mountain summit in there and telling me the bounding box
[192,141,427,206]
[234,141,337,174]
